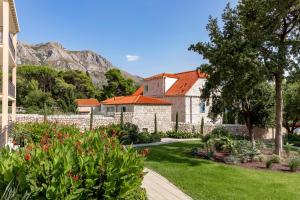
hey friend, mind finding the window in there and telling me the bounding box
[107,107,115,112]
[199,102,206,113]
[121,106,126,112]
[145,85,149,92]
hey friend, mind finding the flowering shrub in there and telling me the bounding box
[12,122,81,145]
[1,126,146,199]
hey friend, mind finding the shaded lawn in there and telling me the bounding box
[143,141,300,200]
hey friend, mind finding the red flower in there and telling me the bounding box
[142,148,150,157]
[72,175,79,182]
[25,153,31,161]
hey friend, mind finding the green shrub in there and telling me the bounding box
[210,126,232,138]
[285,142,294,156]
[288,158,300,172]
[0,130,145,199]
[234,140,261,162]
[166,131,200,139]
[266,155,280,169]
[284,134,300,147]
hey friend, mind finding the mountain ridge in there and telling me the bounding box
[17,41,142,87]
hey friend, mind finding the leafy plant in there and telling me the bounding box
[266,155,280,169]
[1,126,145,199]
[288,158,300,172]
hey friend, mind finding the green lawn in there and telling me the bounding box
[143,141,300,200]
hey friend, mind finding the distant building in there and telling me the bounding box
[135,70,222,124]
[101,95,172,132]
[75,98,101,114]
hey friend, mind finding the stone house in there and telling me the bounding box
[134,70,222,125]
[101,95,172,132]
[75,98,101,114]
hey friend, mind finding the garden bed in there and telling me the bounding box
[196,148,299,172]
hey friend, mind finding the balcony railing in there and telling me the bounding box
[9,34,15,57]
[0,29,16,58]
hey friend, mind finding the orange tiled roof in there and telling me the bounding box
[165,70,207,96]
[101,95,171,105]
[144,73,179,81]
[134,70,208,96]
[132,85,144,96]
[75,98,100,107]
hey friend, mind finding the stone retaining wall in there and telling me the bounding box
[172,122,278,140]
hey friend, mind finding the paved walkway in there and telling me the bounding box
[142,168,193,200]
[132,137,200,147]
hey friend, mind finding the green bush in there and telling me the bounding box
[166,131,201,139]
[210,126,232,138]
[0,129,145,199]
[96,123,161,144]
[288,158,300,172]
[284,134,300,147]
[234,140,261,162]
[266,155,281,169]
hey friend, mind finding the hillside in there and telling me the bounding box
[17,41,142,87]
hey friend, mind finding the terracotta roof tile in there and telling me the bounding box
[132,85,144,96]
[165,70,207,96]
[75,98,100,107]
[101,95,171,105]
[144,73,178,81]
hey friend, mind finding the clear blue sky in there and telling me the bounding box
[16,0,237,78]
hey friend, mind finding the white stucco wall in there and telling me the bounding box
[164,77,177,92]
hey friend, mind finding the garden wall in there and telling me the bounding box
[172,122,280,140]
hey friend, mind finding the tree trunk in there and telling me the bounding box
[244,114,255,146]
[275,75,283,156]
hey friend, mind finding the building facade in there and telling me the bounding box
[101,95,172,132]
[0,0,19,146]
[75,98,101,114]
[135,70,222,125]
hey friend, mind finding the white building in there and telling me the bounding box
[134,70,222,124]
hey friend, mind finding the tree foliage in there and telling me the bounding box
[238,0,300,154]
[100,69,136,100]
[189,5,274,145]
[17,66,100,113]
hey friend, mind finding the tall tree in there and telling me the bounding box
[238,0,300,155]
[100,69,136,100]
[189,5,274,145]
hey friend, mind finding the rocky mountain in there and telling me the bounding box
[17,42,142,87]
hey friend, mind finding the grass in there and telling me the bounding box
[143,141,300,200]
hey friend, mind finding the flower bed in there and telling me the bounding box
[194,127,300,172]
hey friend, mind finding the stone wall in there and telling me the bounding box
[132,105,172,132]
[172,122,279,140]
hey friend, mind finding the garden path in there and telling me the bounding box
[142,168,193,200]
